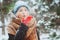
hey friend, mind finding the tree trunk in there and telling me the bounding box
[0,1,5,35]
[1,10,5,35]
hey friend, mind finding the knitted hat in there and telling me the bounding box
[12,1,30,14]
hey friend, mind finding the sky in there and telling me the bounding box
[0,0,3,3]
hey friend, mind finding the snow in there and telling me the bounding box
[54,0,59,4]
[0,27,8,40]
[0,28,2,40]
[0,0,3,3]
[40,33,49,40]
[40,29,60,40]
[0,21,2,27]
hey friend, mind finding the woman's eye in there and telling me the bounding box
[19,10,22,12]
[25,9,27,11]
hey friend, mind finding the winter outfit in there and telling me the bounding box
[7,1,39,40]
[7,16,38,40]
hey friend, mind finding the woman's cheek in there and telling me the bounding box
[16,12,23,18]
[26,12,29,17]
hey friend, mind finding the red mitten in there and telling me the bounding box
[22,16,33,25]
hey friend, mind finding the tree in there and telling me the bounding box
[1,0,16,35]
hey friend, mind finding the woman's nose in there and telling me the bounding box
[22,13,25,17]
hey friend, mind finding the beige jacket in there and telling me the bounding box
[7,17,38,40]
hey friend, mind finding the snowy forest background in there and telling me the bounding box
[0,0,60,40]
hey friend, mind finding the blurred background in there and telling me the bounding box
[0,0,60,40]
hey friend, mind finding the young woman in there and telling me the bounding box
[7,1,38,40]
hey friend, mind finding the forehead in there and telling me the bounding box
[19,6,28,10]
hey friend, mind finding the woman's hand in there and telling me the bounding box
[8,17,21,30]
[11,17,21,25]
[21,16,33,26]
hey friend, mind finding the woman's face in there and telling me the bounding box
[16,7,29,19]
